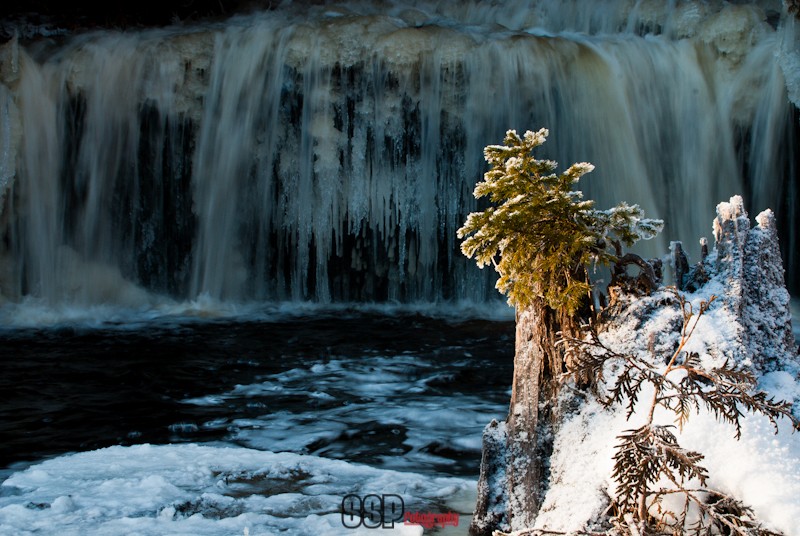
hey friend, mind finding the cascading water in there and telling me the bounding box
[0,0,796,309]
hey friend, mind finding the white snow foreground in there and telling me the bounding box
[517,196,800,535]
[0,443,473,535]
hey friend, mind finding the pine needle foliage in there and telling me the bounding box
[563,288,798,535]
[458,129,662,315]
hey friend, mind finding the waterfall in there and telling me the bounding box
[0,0,795,308]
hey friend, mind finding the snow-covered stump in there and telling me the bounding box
[713,195,797,370]
[713,195,751,318]
[471,308,545,535]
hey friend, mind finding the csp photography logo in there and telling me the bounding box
[340,494,459,530]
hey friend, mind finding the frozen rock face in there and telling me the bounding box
[779,14,800,107]
[0,85,16,211]
[0,36,19,216]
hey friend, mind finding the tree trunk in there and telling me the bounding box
[505,305,545,529]
[470,298,580,534]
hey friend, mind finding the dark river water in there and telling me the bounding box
[0,311,514,478]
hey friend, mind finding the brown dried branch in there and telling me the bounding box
[560,287,798,535]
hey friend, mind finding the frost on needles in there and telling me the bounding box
[458,128,662,316]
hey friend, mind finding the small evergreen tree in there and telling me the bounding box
[461,128,663,534]
[458,128,662,316]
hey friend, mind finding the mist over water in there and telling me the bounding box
[0,0,796,313]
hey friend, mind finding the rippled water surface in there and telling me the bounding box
[1,312,514,479]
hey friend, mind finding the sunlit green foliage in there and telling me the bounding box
[458,128,663,313]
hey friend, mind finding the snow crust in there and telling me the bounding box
[0,444,471,535]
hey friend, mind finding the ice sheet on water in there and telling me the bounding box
[0,443,472,535]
